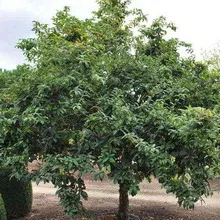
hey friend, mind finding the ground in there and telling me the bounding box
[18,178,220,220]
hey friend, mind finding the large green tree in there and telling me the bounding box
[1,0,220,219]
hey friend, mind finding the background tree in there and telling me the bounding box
[202,44,220,106]
[0,0,220,219]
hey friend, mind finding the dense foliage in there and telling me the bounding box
[0,0,219,219]
[0,194,7,220]
[0,167,32,219]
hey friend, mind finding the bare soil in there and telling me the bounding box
[18,178,220,220]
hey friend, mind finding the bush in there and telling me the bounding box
[0,167,32,219]
[0,194,7,220]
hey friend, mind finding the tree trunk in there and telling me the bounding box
[118,182,129,220]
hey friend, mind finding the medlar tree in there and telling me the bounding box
[1,0,219,219]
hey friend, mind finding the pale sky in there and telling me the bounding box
[0,0,220,69]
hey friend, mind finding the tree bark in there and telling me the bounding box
[118,182,129,220]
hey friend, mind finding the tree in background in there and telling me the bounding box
[0,0,220,219]
[202,44,220,105]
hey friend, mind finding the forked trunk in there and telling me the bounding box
[118,183,129,220]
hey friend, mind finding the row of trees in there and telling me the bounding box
[0,0,220,219]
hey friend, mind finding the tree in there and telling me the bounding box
[0,0,220,219]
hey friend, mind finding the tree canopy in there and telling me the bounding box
[0,0,220,219]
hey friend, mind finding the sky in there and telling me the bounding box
[0,0,220,69]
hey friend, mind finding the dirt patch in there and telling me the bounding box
[19,179,220,220]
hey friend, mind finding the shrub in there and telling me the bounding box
[0,167,32,219]
[0,194,7,220]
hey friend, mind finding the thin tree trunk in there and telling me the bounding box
[118,182,129,220]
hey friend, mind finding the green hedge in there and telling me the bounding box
[0,194,7,220]
[0,167,33,219]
